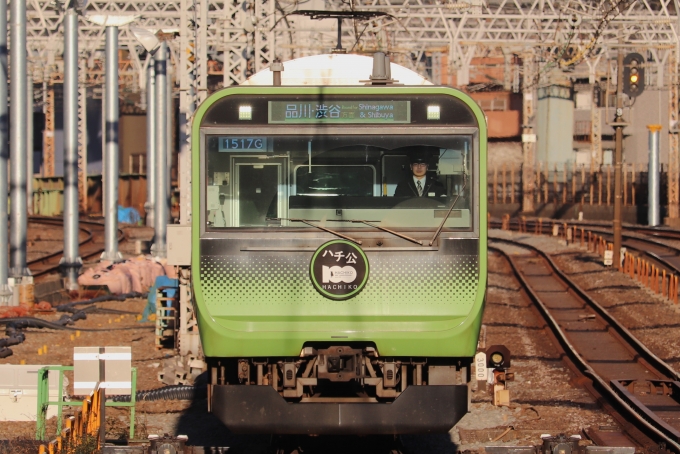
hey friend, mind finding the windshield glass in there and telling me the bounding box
[205,134,473,230]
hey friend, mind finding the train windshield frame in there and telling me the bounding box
[201,127,478,232]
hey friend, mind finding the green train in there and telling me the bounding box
[191,54,488,434]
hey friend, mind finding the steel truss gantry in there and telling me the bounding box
[22,0,680,217]
[26,0,679,90]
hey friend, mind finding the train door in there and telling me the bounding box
[231,157,288,226]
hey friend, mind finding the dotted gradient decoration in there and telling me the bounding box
[199,252,480,317]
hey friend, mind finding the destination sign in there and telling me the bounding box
[268,101,410,124]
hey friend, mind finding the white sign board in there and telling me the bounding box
[475,352,487,382]
[74,346,132,396]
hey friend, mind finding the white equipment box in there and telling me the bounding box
[0,364,62,421]
[167,225,191,266]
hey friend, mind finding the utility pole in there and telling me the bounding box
[613,45,625,269]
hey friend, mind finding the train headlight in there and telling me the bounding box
[239,105,252,120]
[427,105,440,120]
[486,345,511,368]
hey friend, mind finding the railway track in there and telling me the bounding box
[577,227,680,280]
[99,434,409,454]
[490,218,680,246]
[490,235,680,453]
[269,435,408,454]
[491,218,680,282]
[27,216,125,280]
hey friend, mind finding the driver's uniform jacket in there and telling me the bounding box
[394,176,446,198]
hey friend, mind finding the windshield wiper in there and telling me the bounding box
[346,220,423,246]
[429,171,468,246]
[266,218,362,245]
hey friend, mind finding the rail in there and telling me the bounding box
[491,215,680,305]
[490,237,680,452]
[27,216,126,280]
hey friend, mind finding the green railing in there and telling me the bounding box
[36,365,138,441]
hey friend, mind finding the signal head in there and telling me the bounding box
[486,345,511,369]
[623,52,645,98]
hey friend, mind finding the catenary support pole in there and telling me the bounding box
[521,53,536,213]
[101,25,122,262]
[0,0,10,303]
[145,58,156,228]
[26,72,33,215]
[166,53,172,205]
[152,41,168,258]
[61,8,82,287]
[9,0,29,278]
[648,124,662,226]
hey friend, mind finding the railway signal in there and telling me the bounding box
[623,52,645,98]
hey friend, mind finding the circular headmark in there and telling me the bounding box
[310,240,369,300]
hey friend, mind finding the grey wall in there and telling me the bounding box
[536,96,575,164]
[601,89,669,165]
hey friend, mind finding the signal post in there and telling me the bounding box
[613,51,645,268]
[612,49,625,269]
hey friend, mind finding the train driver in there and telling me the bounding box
[393,148,446,198]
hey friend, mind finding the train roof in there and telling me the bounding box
[240,53,433,86]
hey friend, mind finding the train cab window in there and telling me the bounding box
[205,134,473,230]
[295,166,376,197]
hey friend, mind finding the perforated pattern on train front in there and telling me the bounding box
[199,253,480,316]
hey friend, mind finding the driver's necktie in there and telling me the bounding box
[417,180,423,196]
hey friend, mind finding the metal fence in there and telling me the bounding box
[38,387,103,454]
[488,162,663,207]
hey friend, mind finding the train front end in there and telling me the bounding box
[192,85,487,434]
